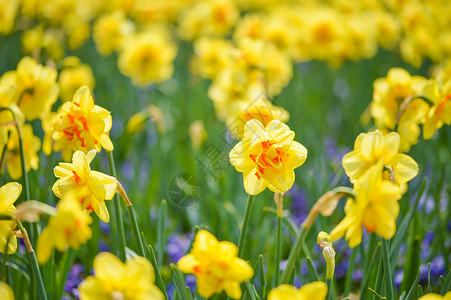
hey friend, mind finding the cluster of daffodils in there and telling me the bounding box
[331,130,418,247]
[369,66,451,152]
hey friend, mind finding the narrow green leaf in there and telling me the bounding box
[171,264,190,300]
[404,268,420,300]
[158,200,168,266]
[306,257,319,282]
[148,245,169,300]
[441,269,451,295]
[427,263,432,294]
[381,238,394,300]
[417,285,423,297]
[344,247,358,297]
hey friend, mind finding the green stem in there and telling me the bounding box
[56,248,76,300]
[344,247,358,297]
[274,215,282,284]
[237,194,254,258]
[279,225,308,284]
[107,151,127,261]
[382,238,395,300]
[17,221,47,300]
[326,278,333,300]
[127,205,145,257]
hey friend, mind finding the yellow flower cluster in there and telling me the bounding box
[370,67,451,152]
[178,230,253,299]
[0,182,22,255]
[331,130,418,247]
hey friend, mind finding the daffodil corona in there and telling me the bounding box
[52,150,117,223]
[177,230,253,299]
[230,119,307,195]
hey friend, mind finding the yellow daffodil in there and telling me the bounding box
[177,230,253,299]
[419,292,451,300]
[79,252,164,300]
[0,0,19,35]
[0,281,14,300]
[36,193,92,264]
[229,119,307,195]
[58,57,96,102]
[93,11,134,56]
[342,130,418,185]
[268,282,328,300]
[421,79,451,139]
[52,150,117,222]
[226,97,289,140]
[4,56,59,121]
[118,28,177,87]
[0,182,21,255]
[189,120,207,151]
[330,161,401,247]
[47,85,113,161]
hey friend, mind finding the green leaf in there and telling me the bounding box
[148,245,169,300]
[306,257,319,282]
[404,268,420,300]
[171,264,190,300]
[441,269,451,295]
[158,200,168,266]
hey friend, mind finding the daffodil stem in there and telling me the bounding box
[381,238,395,300]
[279,225,308,284]
[127,205,146,257]
[274,215,282,284]
[107,151,127,261]
[17,221,47,300]
[56,248,76,300]
[238,194,254,258]
[326,278,333,300]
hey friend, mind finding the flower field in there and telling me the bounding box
[0,0,450,299]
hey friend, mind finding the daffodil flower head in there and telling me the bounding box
[268,282,328,300]
[422,79,451,139]
[49,86,113,161]
[0,182,21,254]
[342,130,418,185]
[330,161,401,247]
[229,119,307,195]
[418,292,451,300]
[177,230,253,299]
[52,150,117,222]
[0,281,14,300]
[79,252,164,300]
[58,57,96,103]
[36,193,92,264]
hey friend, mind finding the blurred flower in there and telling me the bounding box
[126,104,166,135]
[229,119,307,195]
[268,282,328,300]
[177,230,253,299]
[37,193,92,264]
[59,57,96,102]
[331,161,401,247]
[0,281,14,300]
[418,292,451,299]
[47,86,113,161]
[64,263,85,299]
[79,252,164,300]
[189,120,207,151]
[21,26,65,62]
[286,184,309,225]
[167,233,192,263]
[2,56,59,121]
[3,123,41,180]
[177,0,239,41]
[52,150,117,222]
[93,11,134,56]
[118,27,177,87]
[421,79,451,139]
[0,182,21,254]
[0,0,19,35]
[342,130,418,185]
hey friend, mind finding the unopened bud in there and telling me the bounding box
[317,231,336,280]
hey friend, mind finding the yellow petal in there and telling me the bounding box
[36,229,53,264]
[99,134,114,151]
[243,119,265,140]
[126,256,155,290]
[265,169,295,194]
[78,277,111,300]
[383,132,400,161]
[0,282,15,300]
[231,258,253,282]
[391,154,418,184]
[360,131,383,160]
[93,252,125,284]
[285,141,307,169]
[266,120,294,146]
[268,285,300,300]
[224,281,242,299]
[243,167,267,195]
[298,281,328,300]
[177,254,198,273]
[0,182,22,212]
[73,86,94,112]
[91,171,117,200]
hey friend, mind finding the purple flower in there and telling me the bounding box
[167,233,192,264]
[286,184,309,225]
[64,264,85,299]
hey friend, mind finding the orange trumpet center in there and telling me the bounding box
[249,141,285,179]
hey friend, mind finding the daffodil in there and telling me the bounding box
[330,161,401,247]
[0,281,14,300]
[421,79,451,139]
[79,252,164,300]
[52,150,117,222]
[36,193,92,264]
[3,56,59,121]
[268,282,328,300]
[0,182,21,254]
[93,11,134,56]
[342,130,418,185]
[419,292,451,300]
[0,0,19,35]
[118,28,177,87]
[229,119,307,195]
[58,57,96,102]
[177,230,253,299]
[48,86,113,161]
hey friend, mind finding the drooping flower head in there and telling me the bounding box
[79,252,164,300]
[177,230,253,299]
[330,161,401,247]
[48,86,113,161]
[268,282,328,300]
[342,130,418,186]
[52,150,117,222]
[37,193,92,264]
[229,119,307,195]
[0,182,21,254]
